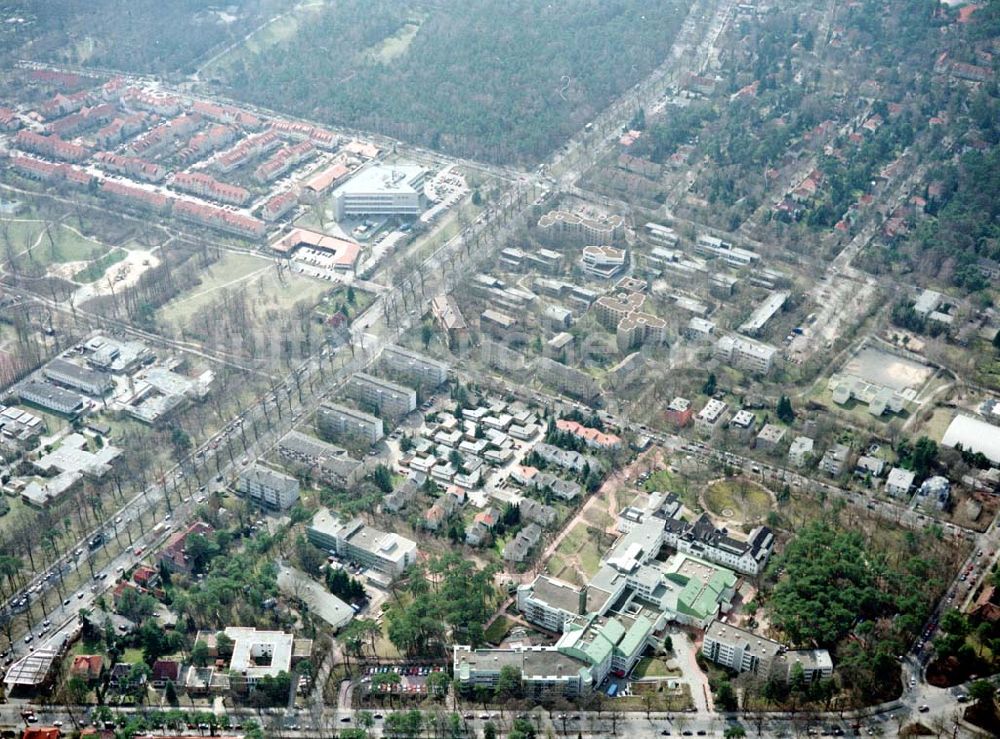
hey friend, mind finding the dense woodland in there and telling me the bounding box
[765,520,958,704]
[215,0,686,163]
[0,1,295,73]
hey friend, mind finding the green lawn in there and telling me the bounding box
[704,479,772,523]
[545,553,566,577]
[157,252,270,326]
[633,656,680,678]
[556,523,589,555]
[6,221,110,274]
[577,538,602,578]
[484,615,513,645]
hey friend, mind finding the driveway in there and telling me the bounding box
[670,627,713,712]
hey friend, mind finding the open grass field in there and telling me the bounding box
[157,252,271,327]
[703,479,773,524]
[4,220,110,274]
[616,682,692,712]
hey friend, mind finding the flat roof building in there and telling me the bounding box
[345,373,416,421]
[43,358,113,396]
[317,402,384,445]
[19,381,86,416]
[715,335,777,374]
[277,430,363,486]
[702,620,781,677]
[738,291,789,336]
[381,344,448,389]
[331,164,427,221]
[237,463,300,511]
[788,436,814,467]
[308,508,417,580]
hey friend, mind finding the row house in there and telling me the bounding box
[554,419,622,450]
[126,113,201,157]
[93,152,166,183]
[178,124,236,163]
[46,103,115,136]
[213,131,281,173]
[100,76,128,100]
[14,130,90,162]
[39,90,91,118]
[261,190,298,222]
[0,107,19,131]
[29,68,84,90]
[101,179,173,214]
[269,120,338,149]
[191,100,261,129]
[171,171,250,206]
[173,199,266,239]
[93,111,149,147]
[11,155,95,188]
[253,141,316,183]
[122,88,184,116]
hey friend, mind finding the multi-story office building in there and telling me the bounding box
[345,373,416,421]
[308,508,417,580]
[381,345,448,389]
[331,164,427,221]
[316,402,384,445]
[237,464,300,510]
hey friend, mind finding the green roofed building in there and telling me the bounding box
[456,513,741,697]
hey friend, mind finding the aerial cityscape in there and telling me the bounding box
[0,0,998,737]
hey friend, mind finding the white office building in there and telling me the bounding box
[308,508,417,580]
[331,164,427,221]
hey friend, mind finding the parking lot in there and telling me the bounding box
[359,664,446,698]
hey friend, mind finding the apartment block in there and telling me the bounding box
[714,335,777,374]
[381,344,449,388]
[345,373,416,421]
[317,402,384,445]
[702,620,781,677]
[695,399,729,434]
[237,464,300,510]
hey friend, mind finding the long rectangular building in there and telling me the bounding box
[43,358,114,396]
[381,344,449,388]
[316,402,384,445]
[345,373,416,421]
